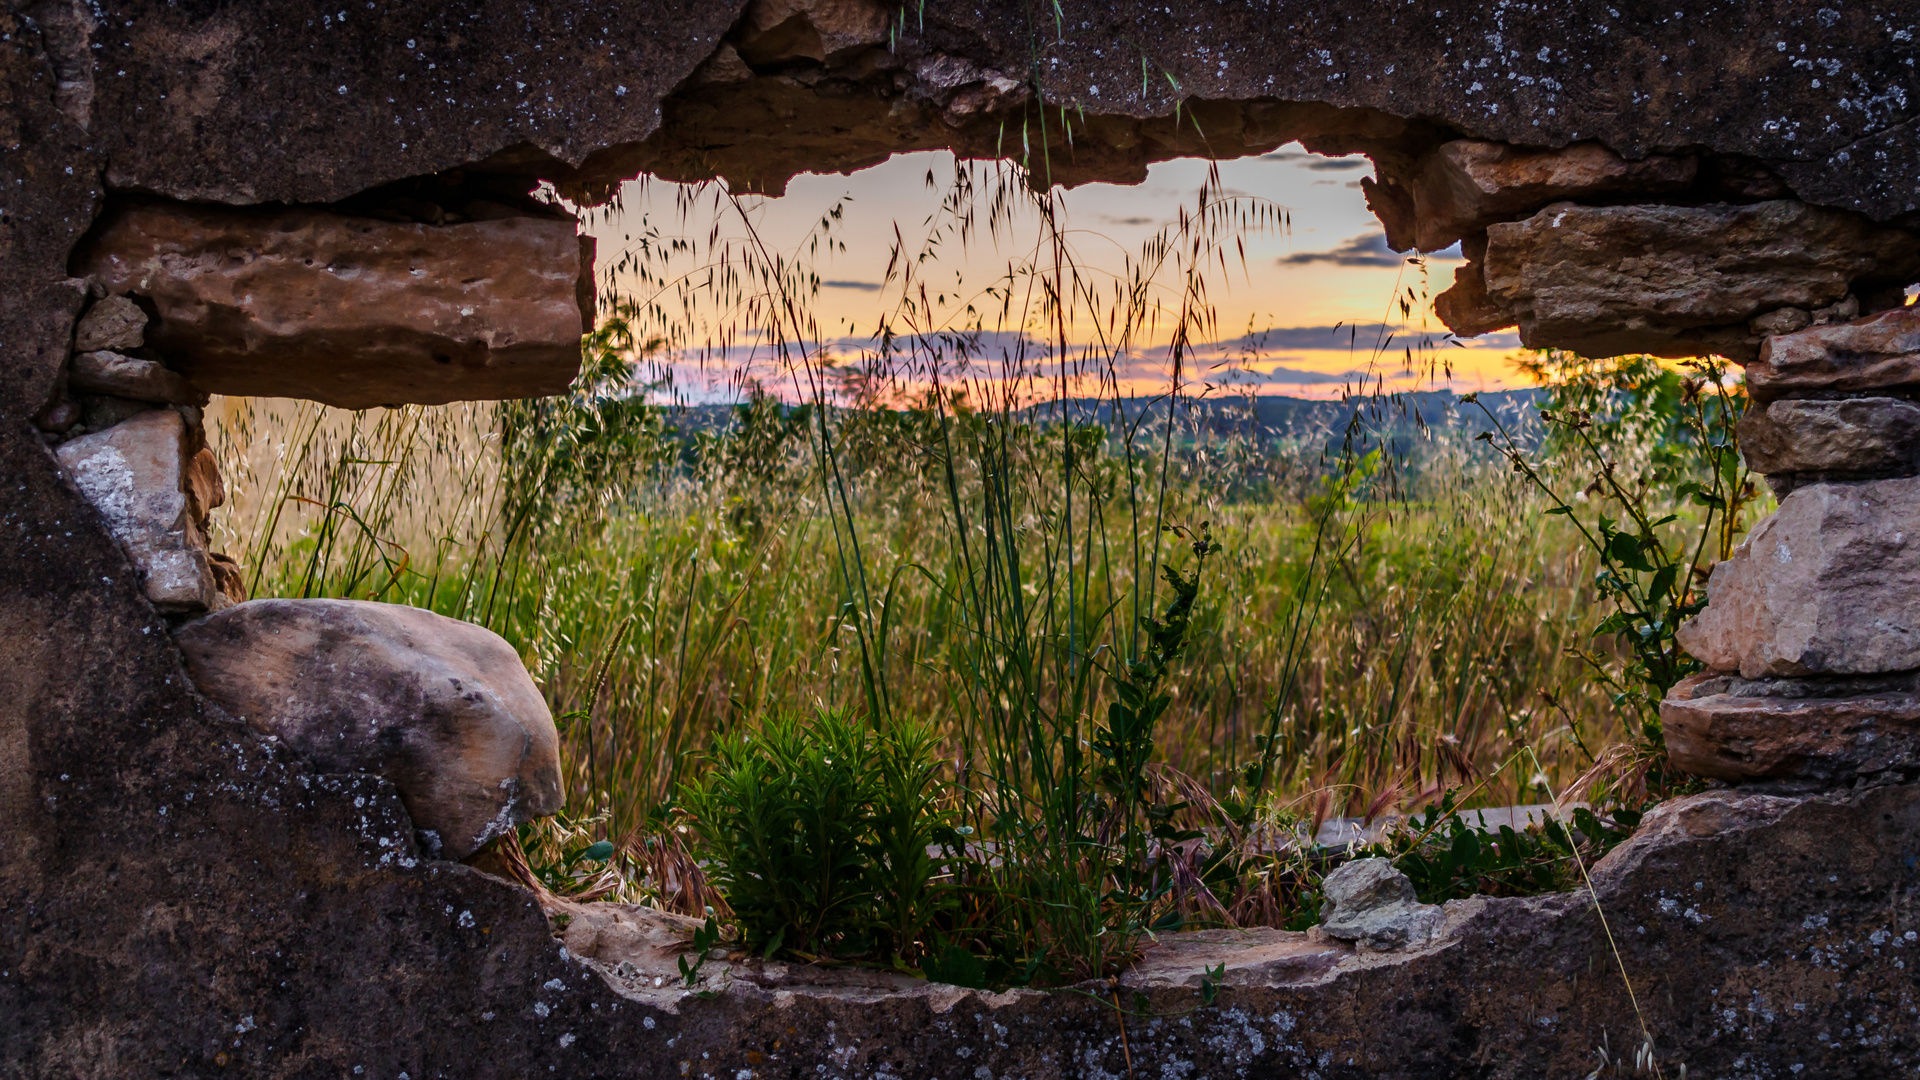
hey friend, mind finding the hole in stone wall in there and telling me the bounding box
[53,115,1920,995]
[175,148,1641,969]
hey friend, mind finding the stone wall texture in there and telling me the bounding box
[4,1,1919,1075]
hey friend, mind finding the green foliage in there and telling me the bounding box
[677,711,954,962]
[678,917,723,987]
[513,806,630,900]
[1471,352,1762,763]
[1370,789,1641,903]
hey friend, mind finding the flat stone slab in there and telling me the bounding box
[1371,138,1695,253]
[1663,671,1920,782]
[1738,396,1920,478]
[1745,305,1920,403]
[1454,200,1920,361]
[75,203,593,409]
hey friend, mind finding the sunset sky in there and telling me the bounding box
[585,145,1531,404]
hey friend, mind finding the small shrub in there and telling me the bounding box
[678,711,954,962]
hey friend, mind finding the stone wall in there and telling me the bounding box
[4,1,1919,1075]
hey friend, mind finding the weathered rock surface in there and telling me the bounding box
[72,294,146,352]
[1738,397,1920,477]
[172,598,562,858]
[1441,201,1920,360]
[1663,671,1920,782]
[735,0,890,66]
[75,203,594,409]
[1370,139,1696,253]
[1745,305,1920,403]
[1317,857,1445,951]
[67,350,203,406]
[54,409,216,613]
[10,3,1920,1075]
[1678,477,1920,678]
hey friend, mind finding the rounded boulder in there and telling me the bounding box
[174,598,562,858]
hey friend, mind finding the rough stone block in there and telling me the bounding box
[68,350,205,405]
[1317,857,1445,952]
[1438,200,1920,361]
[75,203,594,409]
[172,598,563,858]
[72,294,147,352]
[1738,397,1920,477]
[1662,672,1920,782]
[1744,305,1920,403]
[54,409,216,612]
[1677,477,1920,678]
[1380,139,1696,253]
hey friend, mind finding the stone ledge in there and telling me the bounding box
[74,202,593,410]
[1746,306,1920,403]
[1663,671,1920,783]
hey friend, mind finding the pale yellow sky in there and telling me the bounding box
[585,146,1530,403]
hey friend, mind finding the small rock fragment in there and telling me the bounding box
[735,0,889,66]
[1678,477,1920,678]
[1319,858,1445,952]
[172,598,563,858]
[55,409,216,612]
[76,393,158,433]
[1738,397,1920,477]
[207,551,248,604]
[1748,307,1812,336]
[73,294,147,352]
[182,447,225,525]
[1431,235,1514,336]
[34,399,80,434]
[1744,306,1920,403]
[69,351,205,405]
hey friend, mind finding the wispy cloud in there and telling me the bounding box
[821,280,883,291]
[1206,365,1362,387]
[1259,149,1371,171]
[1278,232,1406,268]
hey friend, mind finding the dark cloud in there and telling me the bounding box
[1099,215,1158,227]
[821,280,883,291]
[1258,148,1370,171]
[1278,232,1408,268]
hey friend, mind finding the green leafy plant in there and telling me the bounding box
[1369,789,1641,904]
[678,711,953,962]
[678,916,723,987]
[1469,353,1759,790]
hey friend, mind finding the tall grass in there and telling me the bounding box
[206,157,1745,978]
